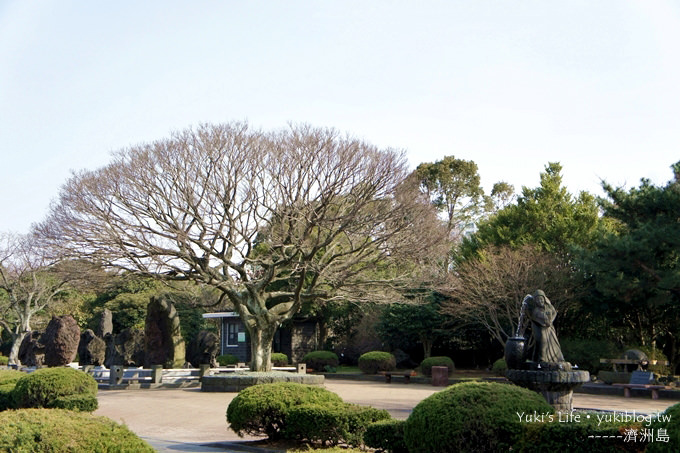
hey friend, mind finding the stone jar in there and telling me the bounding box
[504,336,527,369]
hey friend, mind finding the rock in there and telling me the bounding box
[105,328,145,367]
[78,329,106,366]
[144,296,186,368]
[97,308,114,338]
[43,315,81,367]
[187,330,219,367]
[18,331,45,367]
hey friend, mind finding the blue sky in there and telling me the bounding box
[1,1,679,233]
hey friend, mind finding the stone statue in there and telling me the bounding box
[525,289,564,363]
[505,289,589,413]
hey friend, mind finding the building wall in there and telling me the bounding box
[219,318,318,364]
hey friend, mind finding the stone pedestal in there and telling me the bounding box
[431,366,449,386]
[506,368,590,412]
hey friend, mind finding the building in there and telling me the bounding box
[202,312,320,364]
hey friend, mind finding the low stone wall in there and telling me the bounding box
[201,371,324,392]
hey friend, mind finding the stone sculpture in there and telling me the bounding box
[43,315,81,367]
[144,296,186,368]
[78,329,107,366]
[505,289,589,412]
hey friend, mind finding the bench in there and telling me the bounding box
[612,371,666,399]
[380,370,415,384]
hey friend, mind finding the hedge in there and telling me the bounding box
[12,367,98,411]
[0,409,154,452]
[364,418,408,453]
[419,356,454,377]
[0,355,8,366]
[0,370,24,411]
[217,354,239,366]
[226,382,343,439]
[358,351,396,374]
[403,381,554,453]
[302,351,339,371]
[285,403,390,447]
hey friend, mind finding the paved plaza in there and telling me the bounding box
[94,379,680,452]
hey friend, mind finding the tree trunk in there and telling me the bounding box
[248,322,278,372]
[8,331,24,366]
[422,338,432,359]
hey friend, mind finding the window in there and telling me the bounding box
[226,322,239,347]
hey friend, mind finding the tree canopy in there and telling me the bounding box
[460,162,602,260]
[578,161,680,370]
[36,122,445,370]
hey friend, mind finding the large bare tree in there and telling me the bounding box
[37,123,445,371]
[441,244,578,346]
[0,233,70,365]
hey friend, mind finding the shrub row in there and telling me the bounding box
[0,367,98,412]
[361,381,680,453]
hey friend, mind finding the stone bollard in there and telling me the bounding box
[431,366,449,386]
[297,363,307,374]
[110,365,124,385]
[199,364,211,381]
[151,365,163,383]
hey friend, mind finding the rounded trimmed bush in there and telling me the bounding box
[0,408,154,452]
[271,352,289,366]
[403,381,554,453]
[358,351,396,374]
[419,356,454,377]
[217,354,239,366]
[302,351,339,371]
[12,367,98,411]
[226,381,343,439]
[0,370,25,411]
[364,419,408,453]
[491,358,507,376]
[0,355,8,366]
[285,402,391,447]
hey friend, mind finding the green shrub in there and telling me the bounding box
[648,402,680,452]
[217,354,239,366]
[285,403,391,447]
[419,356,454,377]
[403,381,554,453]
[364,419,408,453]
[302,351,339,371]
[12,367,98,411]
[0,408,154,452]
[597,370,631,384]
[51,394,99,412]
[271,353,289,366]
[491,358,507,376]
[0,370,24,411]
[358,351,396,374]
[226,382,343,439]
[560,338,620,374]
[0,355,8,366]
[517,411,647,452]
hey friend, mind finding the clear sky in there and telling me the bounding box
[1,1,678,233]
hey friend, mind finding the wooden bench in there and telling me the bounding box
[613,371,665,399]
[380,370,415,384]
